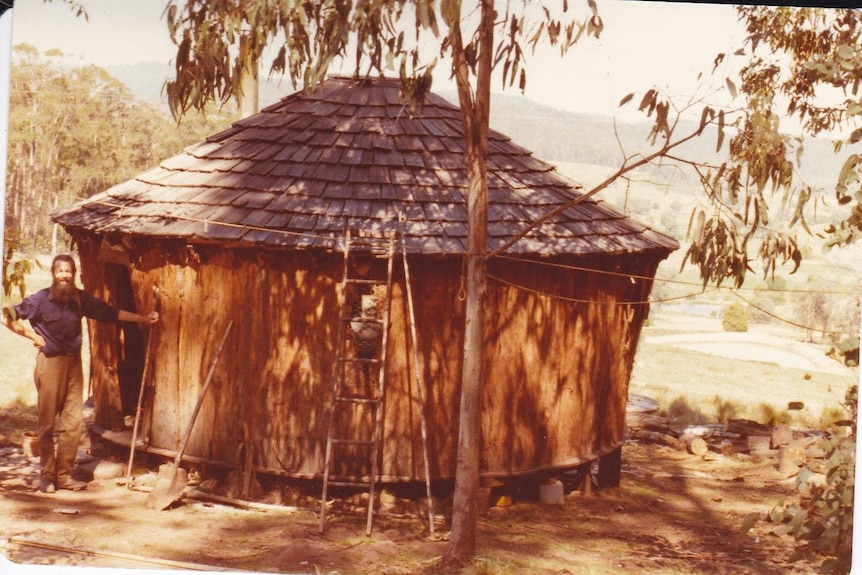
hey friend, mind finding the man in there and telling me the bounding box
[2,254,159,493]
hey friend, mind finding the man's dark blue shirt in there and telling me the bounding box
[13,287,119,357]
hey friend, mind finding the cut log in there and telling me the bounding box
[634,430,710,457]
[627,413,673,434]
[709,439,735,456]
[727,419,773,437]
[682,434,709,456]
[632,430,685,450]
[747,435,773,456]
[778,445,800,475]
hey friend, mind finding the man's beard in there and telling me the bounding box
[52,280,79,308]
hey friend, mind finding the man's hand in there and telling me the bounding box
[2,305,42,347]
[118,310,160,325]
[31,333,46,349]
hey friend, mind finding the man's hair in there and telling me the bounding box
[51,254,77,275]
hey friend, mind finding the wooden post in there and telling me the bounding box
[771,423,793,449]
[597,448,622,488]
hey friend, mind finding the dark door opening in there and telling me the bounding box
[106,262,145,418]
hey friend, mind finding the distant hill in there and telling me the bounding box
[104,61,297,114]
[107,61,851,191]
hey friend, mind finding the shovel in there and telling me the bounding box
[146,320,233,510]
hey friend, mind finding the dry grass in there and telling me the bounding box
[0,328,39,409]
[0,257,53,410]
[630,317,856,430]
[0,258,51,444]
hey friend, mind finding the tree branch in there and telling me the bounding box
[489,120,710,257]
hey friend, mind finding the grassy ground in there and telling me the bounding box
[629,338,854,430]
[1,256,54,445]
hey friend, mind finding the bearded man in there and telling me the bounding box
[2,254,159,493]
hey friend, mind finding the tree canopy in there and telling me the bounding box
[4,44,238,253]
[638,7,862,289]
[738,7,861,249]
[163,0,602,119]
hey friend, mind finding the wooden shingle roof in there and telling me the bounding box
[52,76,678,256]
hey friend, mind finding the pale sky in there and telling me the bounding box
[9,0,745,120]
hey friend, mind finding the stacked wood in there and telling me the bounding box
[629,428,711,456]
[627,410,831,466]
[626,413,673,434]
[727,419,773,436]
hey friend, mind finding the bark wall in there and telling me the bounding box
[79,235,663,482]
[481,255,657,477]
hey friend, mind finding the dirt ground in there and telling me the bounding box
[0,429,826,575]
[0,309,846,574]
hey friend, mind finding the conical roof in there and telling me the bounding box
[53,76,678,256]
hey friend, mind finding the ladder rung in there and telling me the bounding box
[337,357,381,365]
[327,480,373,488]
[331,438,375,446]
[343,316,383,324]
[345,278,384,285]
[335,397,380,405]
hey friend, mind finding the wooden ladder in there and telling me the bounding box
[319,232,395,535]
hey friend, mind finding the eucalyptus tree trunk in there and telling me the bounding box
[442,0,494,568]
[238,33,259,118]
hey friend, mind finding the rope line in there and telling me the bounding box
[489,272,858,337]
[729,289,857,336]
[73,197,861,335]
[491,253,860,296]
[80,197,859,298]
[487,272,723,306]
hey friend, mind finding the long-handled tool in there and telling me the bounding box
[146,320,233,510]
[126,287,160,486]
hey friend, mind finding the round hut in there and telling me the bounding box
[52,76,678,488]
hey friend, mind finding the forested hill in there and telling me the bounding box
[481,92,848,192]
[106,62,847,192]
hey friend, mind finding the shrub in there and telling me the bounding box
[2,244,37,301]
[744,386,856,574]
[663,395,709,426]
[711,395,742,422]
[721,302,748,332]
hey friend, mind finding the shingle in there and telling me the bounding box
[235,191,276,209]
[241,210,276,227]
[52,76,678,258]
[341,200,371,218]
